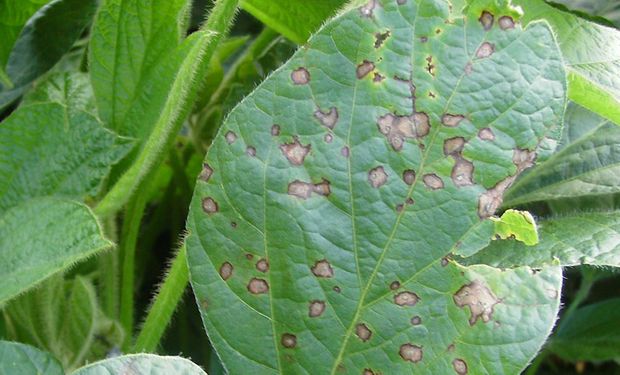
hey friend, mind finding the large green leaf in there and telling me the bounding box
[465,211,620,268]
[0,73,130,304]
[186,0,567,373]
[240,0,346,44]
[514,0,620,124]
[71,354,207,375]
[0,0,98,110]
[4,275,98,370]
[89,0,190,139]
[504,102,620,206]
[0,340,63,375]
[549,298,620,361]
[0,0,49,71]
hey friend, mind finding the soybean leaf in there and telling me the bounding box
[504,102,620,206]
[514,0,620,124]
[89,0,190,140]
[240,0,346,44]
[550,0,620,28]
[4,275,98,370]
[0,0,49,72]
[71,354,207,375]
[0,340,63,375]
[550,298,620,361]
[0,0,98,110]
[186,0,567,373]
[465,211,620,268]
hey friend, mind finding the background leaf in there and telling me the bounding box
[0,340,63,375]
[187,0,566,373]
[465,211,620,268]
[0,0,98,110]
[71,354,207,375]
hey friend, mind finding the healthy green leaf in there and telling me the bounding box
[0,198,112,305]
[4,275,98,370]
[551,0,620,28]
[504,102,620,206]
[240,0,346,44]
[186,0,567,373]
[550,298,620,361]
[0,0,98,110]
[89,0,190,139]
[0,340,63,375]
[465,211,620,268]
[0,0,50,70]
[70,354,207,375]
[514,0,620,124]
[491,209,538,246]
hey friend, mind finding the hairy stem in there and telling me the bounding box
[133,244,189,353]
[100,216,119,319]
[94,0,240,219]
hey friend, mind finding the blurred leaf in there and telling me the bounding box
[89,0,190,140]
[240,0,346,43]
[515,0,620,125]
[550,298,620,361]
[71,354,207,375]
[0,0,50,69]
[0,0,98,111]
[0,340,63,375]
[466,211,620,268]
[549,0,620,28]
[505,102,620,206]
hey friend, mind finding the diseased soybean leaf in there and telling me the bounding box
[0,340,63,375]
[89,0,190,139]
[240,0,346,44]
[186,0,567,373]
[514,0,620,124]
[71,354,207,375]
[466,211,620,268]
[505,102,620,206]
[550,298,620,361]
[4,275,99,371]
[0,0,98,110]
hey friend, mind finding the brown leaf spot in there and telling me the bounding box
[423,174,444,190]
[443,137,465,156]
[441,257,449,267]
[356,323,372,342]
[390,281,401,290]
[399,344,423,363]
[291,68,310,84]
[452,157,474,187]
[453,280,500,325]
[281,333,297,348]
[271,124,281,136]
[333,286,341,293]
[356,60,375,79]
[311,259,334,278]
[288,179,331,199]
[280,137,311,165]
[219,262,233,280]
[406,197,414,205]
[479,11,494,30]
[478,128,495,141]
[374,30,391,48]
[377,112,429,151]
[373,72,385,82]
[363,369,376,375]
[245,253,254,260]
[394,291,419,306]
[256,259,269,272]
[453,359,468,375]
[246,146,256,157]
[248,278,269,294]
[324,133,333,143]
[425,55,435,76]
[442,114,465,127]
[314,107,339,129]
[411,316,422,325]
[202,197,219,214]
[420,36,428,43]
[341,146,350,158]
[231,221,237,228]
[464,62,473,75]
[403,169,416,185]
[499,16,515,30]
[225,131,237,144]
[360,0,377,17]
[368,166,388,188]
[199,163,213,182]
[309,300,326,317]
[476,42,495,58]
[396,203,404,212]
[513,148,537,172]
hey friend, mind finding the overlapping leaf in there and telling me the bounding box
[0,340,63,375]
[72,354,207,375]
[186,0,566,373]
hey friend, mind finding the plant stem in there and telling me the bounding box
[119,191,148,351]
[558,271,595,330]
[94,0,240,219]
[133,244,189,353]
[100,215,119,319]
